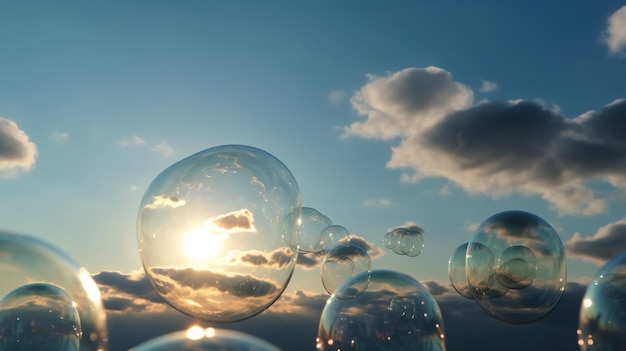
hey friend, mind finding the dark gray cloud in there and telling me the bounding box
[343,66,626,216]
[227,248,296,269]
[0,117,37,177]
[566,219,626,265]
[150,267,280,298]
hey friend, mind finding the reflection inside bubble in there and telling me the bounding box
[0,283,82,351]
[318,270,446,351]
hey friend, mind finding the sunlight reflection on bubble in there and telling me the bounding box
[137,145,301,323]
[317,270,446,351]
[466,210,566,324]
[130,326,281,351]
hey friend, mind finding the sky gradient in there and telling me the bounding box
[1,1,626,350]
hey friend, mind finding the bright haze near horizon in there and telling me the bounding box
[1,1,626,350]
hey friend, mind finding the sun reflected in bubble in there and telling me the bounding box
[137,145,301,323]
[131,327,281,351]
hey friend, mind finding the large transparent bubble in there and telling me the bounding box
[130,325,281,351]
[137,144,301,323]
[0,230,108,351]
[317,270,446,351]
[299,207,333,253]
[320,243,371,296]
[466,210,566,324]
[578,251,626,350]
[0,283,82,351]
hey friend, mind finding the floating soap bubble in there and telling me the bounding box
[448,242,474,299]
[389,295,417,320]
[578,251,626,350]
[299,207,333,253]
[130,325,281,351]
[321,243,371,296]
[318,225,350,253]
[384,227,425,257]
[0,231,108,351]
[466,210,566,324]
[137,145,301,323]
[0,283,82,351]
[317,270,446,351]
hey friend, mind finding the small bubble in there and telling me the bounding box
[321,244,371,296]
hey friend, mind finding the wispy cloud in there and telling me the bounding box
[363,197,391,207]
[117,135,145,147]
[478,80,498,93]
[117,135,175,157]
[49,130,69,144]
[0,117,38,178]
[153,142,174,157]
[342,66,626,216]
[565,219,626,265]
[602,5,626,55]
[327,90,346,105]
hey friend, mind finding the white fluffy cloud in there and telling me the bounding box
[342,67,626,216]
[0,117,38,177]
[603,5,626,55]
[343,66,473,140]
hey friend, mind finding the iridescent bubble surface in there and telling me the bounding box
[466,210,566,324]
[137,145,301,323]
[317,270,446,351]
[130,325,281,351]
[0,283,82,351]
[299,207,333,253]
[0,231,108,351]
[321,243,371,296]
[578,251,626,350]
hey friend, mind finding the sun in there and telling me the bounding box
[182,228,224,262]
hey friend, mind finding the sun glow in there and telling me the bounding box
[183,228,225,262]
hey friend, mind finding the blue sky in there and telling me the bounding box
[1,1,626,350]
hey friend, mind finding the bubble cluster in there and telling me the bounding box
[137,145,301,323]
[384,227,424,257]
[317,270,446,351]
[130,326,281,351]
[0,283,82,351]
[578,251,626,350]
[299,207,333,253]
[320,243,371,296]
[465,210,566,324]
[0,231,108,351]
